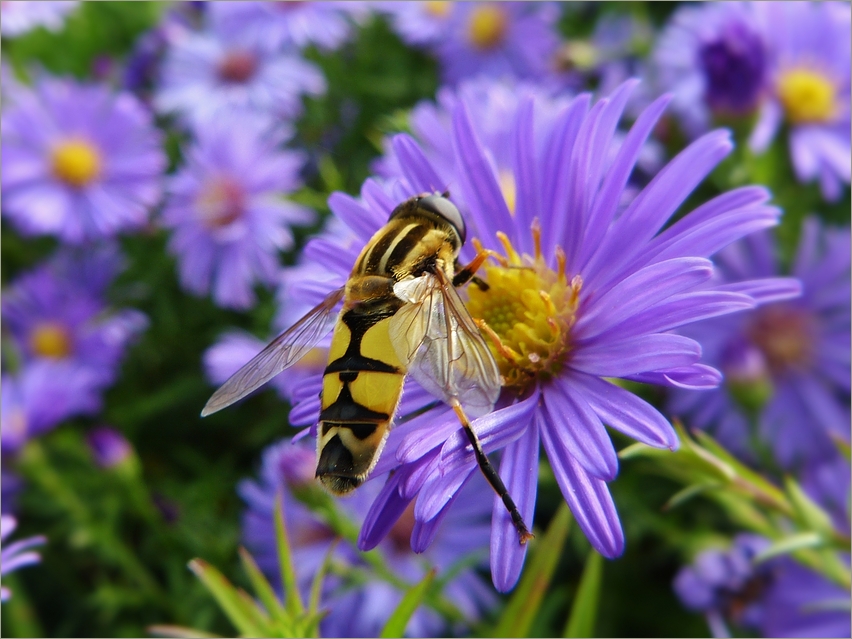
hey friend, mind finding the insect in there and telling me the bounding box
[202,192,533,545]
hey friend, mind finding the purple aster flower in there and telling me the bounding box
[674,534,851,638]
[207,1,362,52]
[431,2,562,85]
[376,1,457,47]
[0,515,45,602]
[161,116,314,310]
[654,2,767,138]
[749,1,851,202]
[275,79,799,590]
[674,534,772,636]
[86,426,133,469]
[153,23,326,134]
[0,1,78,37]
[668,218,849,469]
[1,76,166,243]
[2,245,148,390]
[239,438,496,637]
[801,452,850,536]
[1,361,101,455]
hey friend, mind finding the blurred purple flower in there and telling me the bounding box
[1,361,101,455]
[749,1,851,202]
[0,1,78,37]
[801,452,850,536]
[669,218,849,469]
[279,80,798,590]
[207,1,361,52]
[2,245,148,389]
[154,24,325,134]
[161,117,314,310]
[654,2,767,137]
[674,534,771,636]
[376,1,457,47]
[239,438,495,637]
[1,515,45,602]
[432,2,562,85]
[1,76,166,243]
[674,534,851,638]
[86,426,133,468]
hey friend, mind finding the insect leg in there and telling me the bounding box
[450,398,534,545]
[452,249,499,287]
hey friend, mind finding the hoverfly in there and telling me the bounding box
[202,193,533,544]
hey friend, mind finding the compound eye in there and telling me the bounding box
[418,194,466,243]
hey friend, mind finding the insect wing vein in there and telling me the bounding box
[201,287,345,416]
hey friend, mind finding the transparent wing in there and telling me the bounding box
[201,287,345,416]
[388,270,501,418]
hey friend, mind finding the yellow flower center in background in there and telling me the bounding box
[777,68,837,124]
[424,1,452,18]
[29,321,73,359]
[51,138,102,188]
[466,223,581,390]
[467,4,508,51]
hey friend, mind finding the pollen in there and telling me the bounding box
[196,177,246,229]
[424,1,452,18]
[467,4,508,51]
[50,138,102,188]
[29,321,73,359]
[465,221,581,390]
[777,68,837,124]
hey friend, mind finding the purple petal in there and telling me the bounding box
[510,96,539,247]
[358,470,413,551]
[392,134,447,194]
[543,378,618,480]
[490,411,540,592]
[571,334,702,377]
[628,363,723,389]
[415,465,473,522]
[540,424,624,558]
[570,371,678,449]
[717,277,802,304]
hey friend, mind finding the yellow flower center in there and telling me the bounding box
[50,138,102,188]
[29,322,73,359]
[424,1,452,18]
[196,177,246,229]
[747,306,815,373]
[777,68,837,124]
[467,4,508,51]
[498,169,517,215]
[465,223,581,390]
[554,40,598,73]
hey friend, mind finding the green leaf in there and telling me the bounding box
[663,482,723,511]
[188,559,266,637]
[275,494,305,616]
[754,532,825,563]
[308,539,340,617]
[834,437,851,462]
[785,476,835,536]
[493,502,573,638]
[563,551,604,638]
[238,547,288,627]
[379,568,437,638]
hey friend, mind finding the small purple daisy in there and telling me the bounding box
[668,218,849,469]
[86,426,133,469]
[432,2,562,85]
[0,1,78,37]
[161,116,314,310]
[239,438,495,637]
[654,2,767,137]
[207,1,362,52]
[154,23,326,134]
[1,76,166,244]
[750,1,851,202]
[1,361,101,455]
[276,80,799,590]
[0,515,45,602]
[376,1,457,47]
[2,245,148,390]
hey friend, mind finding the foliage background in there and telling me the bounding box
[1,2,848,638]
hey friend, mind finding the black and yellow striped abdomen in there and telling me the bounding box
[316,296,406,494]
